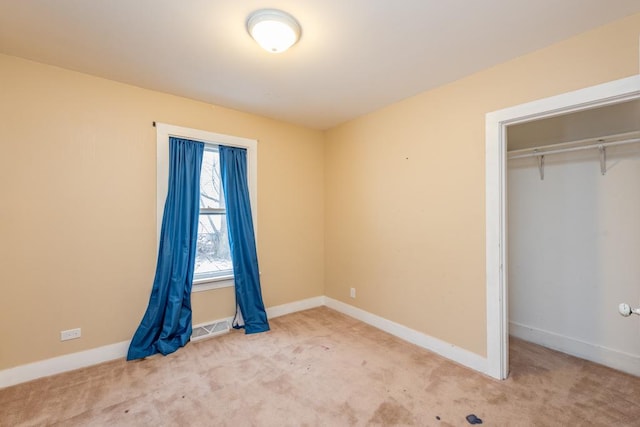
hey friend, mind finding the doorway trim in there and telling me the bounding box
[485,74,640,380]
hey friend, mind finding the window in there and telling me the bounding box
[194,147,233,282]
[155,123,258,292]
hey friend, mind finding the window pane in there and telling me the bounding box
[194,213,233,279]
[200,148,224,209]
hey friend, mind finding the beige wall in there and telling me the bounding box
[324,13,640,356]
[1,12,638,372]
[0,55,325,370]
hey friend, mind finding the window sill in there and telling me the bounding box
[192,275,234,293]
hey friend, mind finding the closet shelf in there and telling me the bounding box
[508,132,640,180]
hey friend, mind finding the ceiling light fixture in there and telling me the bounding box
[247,9,301,53]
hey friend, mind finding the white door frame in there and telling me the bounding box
[484,74,640,380]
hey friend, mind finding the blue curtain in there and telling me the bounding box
[127,137,204,360]
[219,145,270,334]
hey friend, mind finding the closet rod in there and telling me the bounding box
[508,130,640,156]
[508,137,640,160]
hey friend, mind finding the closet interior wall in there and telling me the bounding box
[507,127,640,377]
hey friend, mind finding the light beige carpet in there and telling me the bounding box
[1,307,639,426]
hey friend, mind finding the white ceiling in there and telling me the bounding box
[1,1,639,130]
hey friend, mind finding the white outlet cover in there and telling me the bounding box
[60,328,81,341]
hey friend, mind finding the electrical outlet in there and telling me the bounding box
[350,288,356,298]
[60,328,81,341]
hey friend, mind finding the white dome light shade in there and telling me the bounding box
[247,9,301,53]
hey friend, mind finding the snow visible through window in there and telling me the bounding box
[194,148,233,280]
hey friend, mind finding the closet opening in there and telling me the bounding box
[485,75,640,380]
[506,99,640,377]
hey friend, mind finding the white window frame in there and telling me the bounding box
[155,122,258,292]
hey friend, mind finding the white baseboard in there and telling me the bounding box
[1,295,491,388]
[325,297,488,375]
[510,321,640,377]
[266,295,325,319]
[0,295,327,388]
[0,340,130,389]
